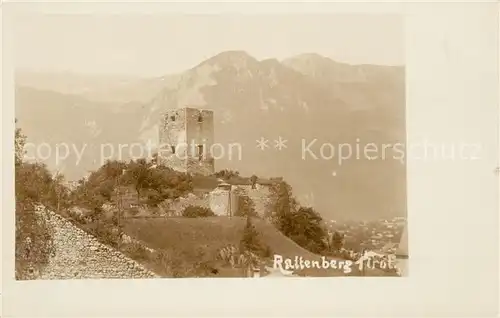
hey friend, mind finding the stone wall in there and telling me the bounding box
[185,108,215,176]
[237,184,274,218]
[158,192,210,216]
[153,182,273,218]
[158,107,215,176]
[209,188,231,216]
[38,208,158,279]
[206,183,275,218]
[158,108,188,172]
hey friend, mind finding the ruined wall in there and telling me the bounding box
[158,107,214,176]
[158,109,187,172]
[237,184,274,219]
[185,107,215,176]
[208,183,241,216]
[159,192,210,216]
[206,184,274,218]
[209,188,231,216]
[200,110,215,148]
[38,209,158,279]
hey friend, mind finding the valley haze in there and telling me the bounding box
[15,50,406,222]
[14,14,406,222]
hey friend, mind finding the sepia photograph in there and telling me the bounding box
[13,13,409,280]
[3,1,499,317]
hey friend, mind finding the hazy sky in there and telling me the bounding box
[14,14,404,77]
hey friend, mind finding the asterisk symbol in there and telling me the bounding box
[274,136,287,150]
[256,137,269,150]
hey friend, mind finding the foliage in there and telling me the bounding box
[330,231,345,252]
[151,249,216,278]
[270,181,329,254]
[213,169,240,180]
[140,165,193,206]
[16,162,67,211]
[182,205,215,218]
[121,242,151,262]
[122,159,150,199]
[73,211,121,248]
[270,181,299,229]
[15,121,26,167]
[250,174,258,189]
[240,216,272,258]
[15,203,55,280]
[15,123,60,279]
[71,159,193,220]
[70,160,126,219]
[235,193,257,217]
[283,207,328,254]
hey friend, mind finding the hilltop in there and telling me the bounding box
[15,120,390,278]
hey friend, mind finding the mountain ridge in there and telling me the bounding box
[15,51,406,221]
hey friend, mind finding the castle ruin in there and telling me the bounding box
[158,107,215,176]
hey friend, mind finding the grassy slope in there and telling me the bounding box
[122,216,387,277]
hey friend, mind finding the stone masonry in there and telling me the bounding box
[237,184,274,219]
[37,208,158,279]
[158,107,215,176]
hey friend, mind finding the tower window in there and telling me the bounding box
[198,115,203,123]
[171,145,176,154]
[170,115,176,121]
[197,145,204,161]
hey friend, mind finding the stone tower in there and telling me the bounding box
[158,107,215,175]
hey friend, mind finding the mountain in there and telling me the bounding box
[15,86,148,177]
[15,51,406,221]
[15,70,171,104]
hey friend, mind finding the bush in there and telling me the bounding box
[240,216,272,258]
[235,194,257,217]
[150,249,216,278]
[250,175,258,189]
[71,159,193,213]
[213,169,240,180]
[122,242,150,261]
[86,221,120,248]
[329,231,345,252]
[15,203,55,279]
[182,205,215,218]
[269,181,329,254]
[15,124,61,278]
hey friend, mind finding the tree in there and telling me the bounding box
[143,166,193,206]
[240,216,260,251]
[270,180,329,254]
[213,169,240,180]
[123,159,150,200]
[15,120,26,167]
[330,231,345,253]
[250,174,258,189]
[101,160,127,180]
[15,124,56,279]
[234,191,257,217]
[182,206,215,218]
[15,202,54,279]
[71,169,110,221]
[121,159,193,204]
[240,216,271,258]
[71,159,193,217]
[285,207,328,254]
[270,181,299,233]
